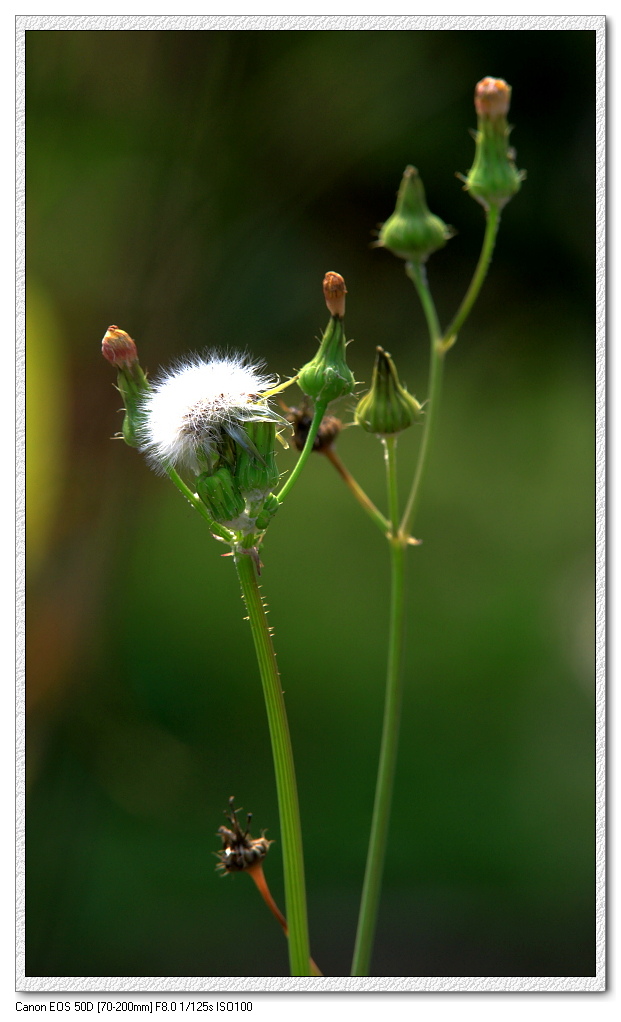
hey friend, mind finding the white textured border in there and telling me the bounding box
[16,13,607,32]
[16,11,606,997]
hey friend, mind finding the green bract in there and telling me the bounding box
[235,420,280,509]
[297,314,355,405]
[117,362,150,448]
[355,347,422,436]
[196,466,246,524]
[254,493,280,531]
[378,166,451,264]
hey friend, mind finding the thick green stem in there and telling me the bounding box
[234,549,311,977]
[441,203,501,351]
[352,437,406,976]
[277,400,328,503]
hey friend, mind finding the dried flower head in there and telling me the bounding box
[284,400,342,453]
[138,353,282,475]
[216,798,272,874]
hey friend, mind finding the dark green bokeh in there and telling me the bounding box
[26,29,595,979]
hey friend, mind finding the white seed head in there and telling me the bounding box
[138,353,279,474]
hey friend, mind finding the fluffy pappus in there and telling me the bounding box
[138,352,281,475]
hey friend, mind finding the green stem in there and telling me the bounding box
[276,400,328,503]
[400,263,445,539]
[351,205,503,975]
[235,547,311,977]
[383,436,401,536]
[441,203,501,351]
[406,260,442,344]
[324,446,391,535]
[352,435,406,976]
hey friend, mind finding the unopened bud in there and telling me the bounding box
[378,166,452,264]
[101,325,138,369]
[355,347,422,436]
[101,324,150,447]
[474,76,511,120]
[234,420,280,505]
[323,272,347,318]
[254,493,280,531]
[196,466,245,525]
[298,274,355,405]
[461,77,524,211]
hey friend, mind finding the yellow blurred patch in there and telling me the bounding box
[26,283,68,575]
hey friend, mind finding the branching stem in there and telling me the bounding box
[441,203,501,351]
[352,208,503,975]
[400,263,445,539]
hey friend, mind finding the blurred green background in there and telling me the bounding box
[26,28,595,979]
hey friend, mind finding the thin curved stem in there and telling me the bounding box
[399,264,445,539]
[441,203,501,351]
[323,446,390,535]
[406,260,442,344]
[164,466,234,543]
[276,400,328,503]
[235,548,311,977]
[248,863,323,976]
[351,437,406,976]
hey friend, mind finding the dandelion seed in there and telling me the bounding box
[138,352,283,475]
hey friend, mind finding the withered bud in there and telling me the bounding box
[285,402,342,453]
[102,325,138,369]
[323,272,347,319]
[474,77,511,120]
[216,798,272,874]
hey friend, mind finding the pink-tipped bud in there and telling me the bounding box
[323,272,347,319]
[474,77,511,120]
[102,325,138,368]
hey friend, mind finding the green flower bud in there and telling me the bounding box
[196,466,245,524]
[254,493,280,531]
[234,420,280,503]
[297,273,356,405]
[462,77,524,211]
[378,166,452,264]
[101,325,150,447]
[355,347,423,436]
